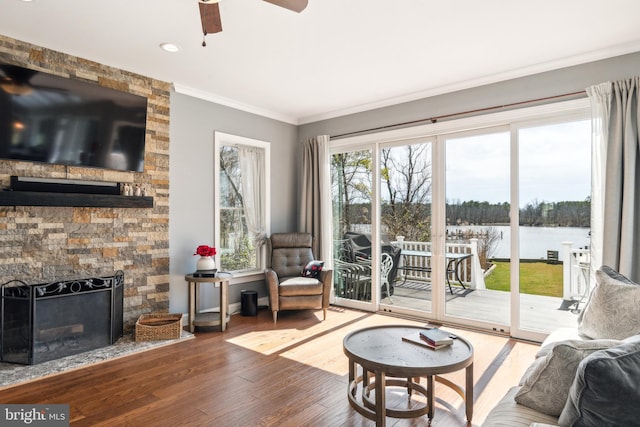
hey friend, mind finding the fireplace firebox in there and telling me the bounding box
[1,271,124,365]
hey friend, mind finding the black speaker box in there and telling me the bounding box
[10,176,121,195]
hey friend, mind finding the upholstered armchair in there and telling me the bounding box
[265,232,332,323]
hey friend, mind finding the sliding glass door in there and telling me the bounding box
[442,129,511,331]
[331,148,376,309]
[328,100,592,339]
[378,140,433,316]
[439,119,591,339]
[515,119,591,339]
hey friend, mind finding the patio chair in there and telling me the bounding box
[334,258,371,300]
[342,232,402,295]
[333,251,395,302]
[380,252,394,304]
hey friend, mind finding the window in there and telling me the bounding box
[214,132,270,276]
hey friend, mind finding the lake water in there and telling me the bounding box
[447,225,591,260]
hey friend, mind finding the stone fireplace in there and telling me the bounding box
[0,36,170,331]
[1,272,124,365]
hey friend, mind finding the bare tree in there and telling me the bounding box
[380,144,432,241]
[476,226,502,270]
[331,151,372,237]
[218,146,255,270]
[219,146,243,206]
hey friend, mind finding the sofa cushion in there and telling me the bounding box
[537,328,593,358]
[515,339,621,416]
[482,386,559,427]
[278,276,323,296]
[559,334,640,427]
[532,337,621,373]
[578,266,636,327]
[578,266,640,339]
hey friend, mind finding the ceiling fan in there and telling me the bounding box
[198,0,309,46]
[0,64,68,96]
[0,63,67,96]
[0,64,38,95]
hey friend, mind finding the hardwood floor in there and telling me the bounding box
[0,307,540,426]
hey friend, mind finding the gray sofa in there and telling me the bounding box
[482,266,640,427]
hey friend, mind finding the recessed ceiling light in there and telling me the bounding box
[160,43,181,53]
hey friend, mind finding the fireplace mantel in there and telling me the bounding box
[0,191,153,208]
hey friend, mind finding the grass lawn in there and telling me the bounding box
[484,261,563,297]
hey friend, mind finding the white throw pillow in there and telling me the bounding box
[578,266,640,340]
[515,339,621,416]
[536,328,587,359]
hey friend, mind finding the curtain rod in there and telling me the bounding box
[330,90,587,140]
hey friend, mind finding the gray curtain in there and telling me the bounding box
[299,135,330,260]
[588,77,640,282]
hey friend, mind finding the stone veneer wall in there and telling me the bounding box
[0,35,170,329]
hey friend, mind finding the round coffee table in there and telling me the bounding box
[343,325,473,426]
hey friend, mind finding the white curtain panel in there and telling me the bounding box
[587,77,640,282]
[239,146,266,247]
[586,82,611,283]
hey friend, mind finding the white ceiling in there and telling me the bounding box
[2,0,640,124]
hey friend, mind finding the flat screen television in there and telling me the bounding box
[0,61,148,172]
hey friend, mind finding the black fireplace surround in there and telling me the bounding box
[1,271,124,365]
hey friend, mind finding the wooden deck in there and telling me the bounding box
[387,281,582,333]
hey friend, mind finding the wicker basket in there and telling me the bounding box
[135,313,183,341]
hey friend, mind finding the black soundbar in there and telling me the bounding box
[10,176,121,195]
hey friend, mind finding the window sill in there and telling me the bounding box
[228,270,265,285]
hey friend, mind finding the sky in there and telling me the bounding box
[445,119,591,207]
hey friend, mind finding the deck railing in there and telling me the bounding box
[389,239,589,297]
[336,235,593,297]
[562,242,591,302]
[391,239,486,289]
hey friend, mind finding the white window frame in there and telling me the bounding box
[214,131,271,284]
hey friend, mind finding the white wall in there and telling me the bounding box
[169,92,298,315]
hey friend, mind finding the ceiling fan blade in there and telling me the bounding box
[263,0,308,13]
[0,65,38,85]
[199,1,223,35]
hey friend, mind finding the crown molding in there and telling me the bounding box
[172,83,299,125]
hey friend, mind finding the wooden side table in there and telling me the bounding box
[184,272,232,332]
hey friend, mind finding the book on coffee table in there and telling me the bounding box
[419,328,454,346]
[402,332,452,350]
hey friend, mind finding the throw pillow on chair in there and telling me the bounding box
[301,260,324,278]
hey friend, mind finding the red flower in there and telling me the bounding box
[194,245,217,257]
